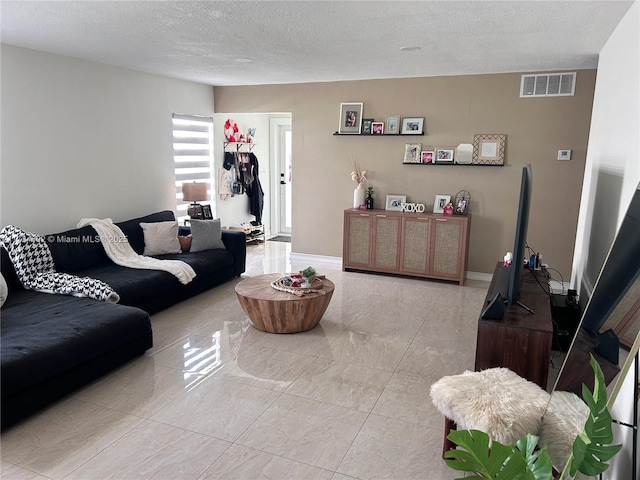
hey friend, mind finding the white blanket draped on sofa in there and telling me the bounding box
[78,218,196,285]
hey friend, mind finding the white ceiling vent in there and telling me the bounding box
[520,72,576,97]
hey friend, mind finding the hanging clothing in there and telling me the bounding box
[221,151,264,223]
[244,153,264,225]
[218,167,232,200]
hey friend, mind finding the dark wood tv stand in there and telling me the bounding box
[474,262,553,390]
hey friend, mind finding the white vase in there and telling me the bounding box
[353,186,365,208]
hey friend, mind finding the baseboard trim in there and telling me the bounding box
[290,252,343,265]
[288,256,562,291]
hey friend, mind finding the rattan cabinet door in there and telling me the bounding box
[431,217,463,280]
[343,212,372,268]
[372,214,401,270]
[400,217,430,274]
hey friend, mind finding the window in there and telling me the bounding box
[172,114,214,223]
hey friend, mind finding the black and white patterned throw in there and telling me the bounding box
[0,225,119,303]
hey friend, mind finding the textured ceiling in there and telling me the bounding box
[1,1,634,86]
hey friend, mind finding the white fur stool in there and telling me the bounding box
[430,368,551,455]
[538,391,589,471]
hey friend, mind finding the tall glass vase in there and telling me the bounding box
[353,186,365,208]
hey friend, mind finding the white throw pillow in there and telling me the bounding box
[190,218,225,252]
[140,221,181,255]
[0,273,7,307]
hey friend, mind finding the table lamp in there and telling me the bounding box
[182,182,208,218]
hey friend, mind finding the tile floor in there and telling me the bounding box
[1,240,490,480]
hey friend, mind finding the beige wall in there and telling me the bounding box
[215,71,596,276]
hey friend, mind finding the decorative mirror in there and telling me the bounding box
[544,182,640,475]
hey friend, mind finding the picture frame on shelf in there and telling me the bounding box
[385,115,401,135]
[401,117,425,135]
[433,194,451,214]
[385,194,407,211]
[403,143,422,164]
[338,102,363,134]
[436,148,455,164]
[421,150,434,164]
[472,134,506,165]
[371,122,384,135]
[362,118,374,135]
[455,143,474,164]
[201,204,213,219]
[455,198,469,215]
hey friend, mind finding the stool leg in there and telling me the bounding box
[442,417,457,460]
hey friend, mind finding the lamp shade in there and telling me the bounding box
[182,182,207,202]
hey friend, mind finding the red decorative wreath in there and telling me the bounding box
[224,119,239,142]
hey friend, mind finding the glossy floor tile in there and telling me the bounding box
[1,241,488,479]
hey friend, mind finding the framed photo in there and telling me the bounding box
[385,194,406,211]
[371,122,384,135]
[436,148,455,164]
[362,118,374,135]
[421,150,434,164]
[201,204,213,219]
[433,194,451,214]
[401,117,425,135]
[338,102,363,134]
[472,134,506,165]
[385,115,401,135]
[403,143,422,164]
[455,198,469,215]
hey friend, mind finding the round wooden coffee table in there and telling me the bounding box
[235,273,335,333]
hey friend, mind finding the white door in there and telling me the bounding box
[271,117,292,235]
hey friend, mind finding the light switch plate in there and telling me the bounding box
[558,149,572,161]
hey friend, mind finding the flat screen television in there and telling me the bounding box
[508,164,533,306]
[482,164,533,319]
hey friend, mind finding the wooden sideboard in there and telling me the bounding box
[474,262,553,389]
[342,209,471,285]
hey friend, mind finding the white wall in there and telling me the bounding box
[569,4,640,479]
[1,45,215,234]
[212,113,272,233]
[570,3,640,295]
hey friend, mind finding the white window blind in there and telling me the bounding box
[172,114,214,223]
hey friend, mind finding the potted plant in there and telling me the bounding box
[444,355,621,480]
[299,266,316,287]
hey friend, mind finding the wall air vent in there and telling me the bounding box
[520,72,576,97]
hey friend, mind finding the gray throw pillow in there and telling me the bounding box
[190,218,225,252]
[140,221,181,255]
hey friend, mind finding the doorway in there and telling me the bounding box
[270,116,292,236]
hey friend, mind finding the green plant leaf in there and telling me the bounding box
[445,430,542,479]
[515,435,553,480]
[567,355,623,477]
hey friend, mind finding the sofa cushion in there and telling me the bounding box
[1,290,151,398]
[116,210,176,254]
[46,225,108,273]
[158,248,234,277]
[190,218,225,252]
[73,263,179,311]
[140,221,181,255]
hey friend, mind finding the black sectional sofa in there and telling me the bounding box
[1,210,246,429]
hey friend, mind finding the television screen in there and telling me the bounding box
[508,164,533,306]
[481,164,533,319]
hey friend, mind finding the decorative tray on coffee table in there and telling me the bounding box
[270,274,325,295]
